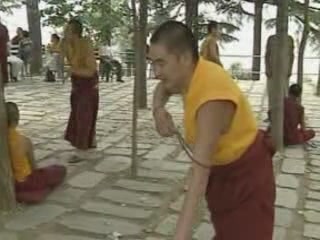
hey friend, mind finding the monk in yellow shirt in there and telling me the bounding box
[149,21,275,240]
[62,19,99,163]
[200,21,223,67]
[7,102,66,204]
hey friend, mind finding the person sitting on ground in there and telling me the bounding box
[268,84,316,145]
[6,102,67,204]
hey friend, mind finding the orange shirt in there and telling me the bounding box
[8,128,32,182]
[183,58,258,165]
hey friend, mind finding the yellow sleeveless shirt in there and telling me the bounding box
[183,58,258,166]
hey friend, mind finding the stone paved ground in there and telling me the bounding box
[0,77,319,240]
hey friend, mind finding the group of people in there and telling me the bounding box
[0,16,317,239]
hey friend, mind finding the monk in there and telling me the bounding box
[265,34,294,108]
[0,19,9,85]
[62,19,99,163]
[6,102,66,204]
[268,84,315,146]
[149,21,275,240]
[200,21,223,67]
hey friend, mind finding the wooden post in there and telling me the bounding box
[316,61,320,96]
[270,0,289,152]
[252,0,263,81]
[0,65,16,211]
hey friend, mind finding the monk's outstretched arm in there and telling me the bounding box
[174,100,235,240]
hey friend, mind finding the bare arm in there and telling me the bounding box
[174,100,235,240]
[152,82,172,112]
[208,38,222,66]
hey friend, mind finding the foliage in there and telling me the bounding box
[228,62,252,80]
[0,0,22,13]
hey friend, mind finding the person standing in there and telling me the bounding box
[62,19,99,163]
[0,19,9,85]
[200,21,223,67]
[149,21,275,240]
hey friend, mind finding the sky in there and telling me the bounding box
[1,1,319,81]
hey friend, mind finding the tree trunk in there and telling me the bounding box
[270,0,289,152]
[316,61,320,96]
[251,0,263,81]
[297,0,310,92]
[137,0,148,109]
[0,66,16,211]
[185,0,199,45]
[26,0,42,74]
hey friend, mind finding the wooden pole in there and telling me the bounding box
[0,65,16,211]
[270,0,289,152]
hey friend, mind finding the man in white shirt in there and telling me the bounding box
[99,44,123,83]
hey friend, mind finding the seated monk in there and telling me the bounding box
[6,102,67,204]
[268,84,315,145]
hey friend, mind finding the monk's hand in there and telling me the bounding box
[153,107,176,137]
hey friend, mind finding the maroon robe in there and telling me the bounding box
[65,73,99,150]
[206,130,275,240]
[0,23,9,84]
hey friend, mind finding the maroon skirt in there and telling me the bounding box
[65,73,99,150]
[206,130,276,240]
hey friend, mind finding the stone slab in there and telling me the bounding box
[304,210,320,223]
[309,181,320,191]
[170,195,185,212]
[48,188,86,204]
[98,189,161,207]
[305,201,320,211]
[309,173,320,181]
[145,144,177,160]
[276,174,299,189]
[68,171,105,189]
[94,156,130,173]
[275,188,298,209]
[304,223,320,239]
[36,234,101,240]
[273,226,287,240]
[81,201,152,219]
[5,204,67,231]
[281,159,305,174]
[274,208,294,228]
[114,179,171,193]
[59,214,142,236]
[138,169,184,180]
[141,160,189,173]
[284,147,304,159]
[155,215,178,236]
[307,191,320,201]
[193,222,215,240]
[0,232,18,240]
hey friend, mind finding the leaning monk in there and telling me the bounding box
[149,21,275,240]
[268,84,315,146]
[62,19,99,163]
[6,102,66,204]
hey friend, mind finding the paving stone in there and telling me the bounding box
[5,204,67,231]
[276,174,299,189]
[36,234,101,240]
[309,181,320,191]
[68,171,105,189]
[304,210,320,223]
[138,169,184,180]
[145,238,166,240]
[59,214,142,235]
[304,223,320,239]
[307,191,320,200]
[275,188,298,209]
[170,195,185,211]
[145,144,177,160]
[98,189,161,207]
[273,227,287,240]
[81,201,152,219]
[141,160,189,173]
[94,156,131,173]
[311,160,320,167]
[305,201,320,211]
[275,208,294,227]
[155,215,178,236]
[309,173,320,181]
[48,188,86,204]
[176,151,190,163]
[284,147,304,159]
[0,232,18,240]
[193,222,215,240]
[114,179,171,193]
[281,159,305,174]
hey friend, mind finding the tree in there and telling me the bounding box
[26,0,42,74]
[0,0,21,13]
[185,0,199,42]
[0,66,16,211]
[270,0,289,152]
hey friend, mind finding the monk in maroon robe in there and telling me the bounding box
[268,84,315,145]
[0,21,9,85]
